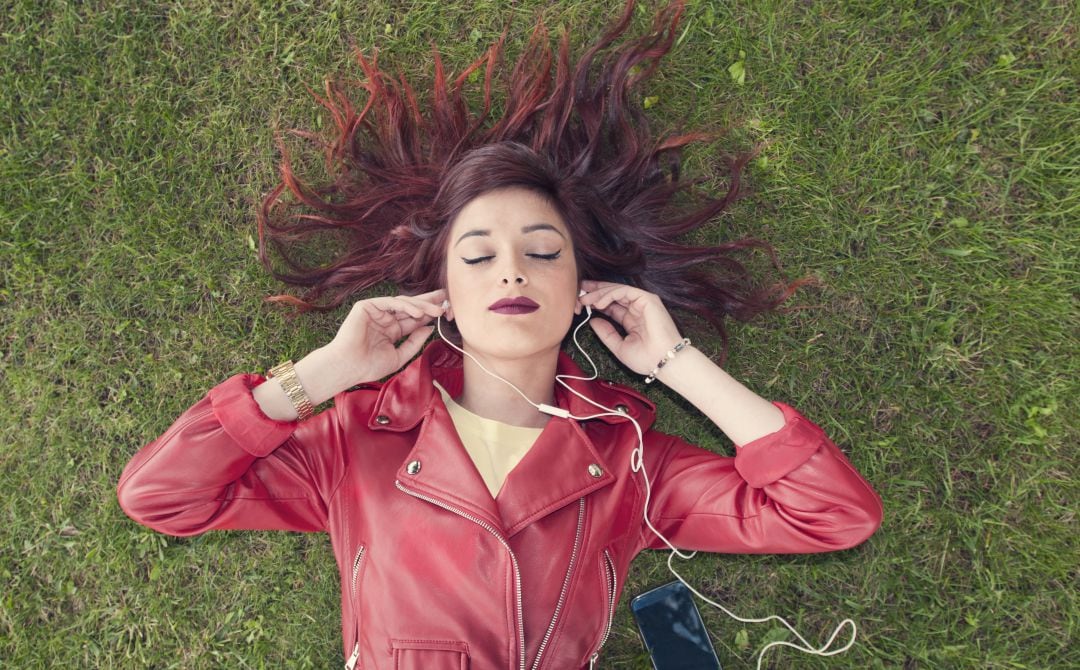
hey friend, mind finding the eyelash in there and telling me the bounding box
[462,251,562,265]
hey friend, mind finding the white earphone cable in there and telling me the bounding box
[432,300,857,667]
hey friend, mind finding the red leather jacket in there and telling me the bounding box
[117,340,882,669]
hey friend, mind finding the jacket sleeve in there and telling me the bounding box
[635,401,883,554]
[116,372,349,537]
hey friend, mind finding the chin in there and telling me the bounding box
[457,311,573,356]
[459,327,564,361]
[466,338,560,362]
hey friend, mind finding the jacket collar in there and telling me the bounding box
[371,340,656,536]
[367,339,656,432]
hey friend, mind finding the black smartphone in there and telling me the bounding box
[630,580,722,670]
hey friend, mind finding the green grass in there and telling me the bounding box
[2,0,1076,667]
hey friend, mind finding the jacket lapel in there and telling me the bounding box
[371,341,656,538]
[495,416,615,537]
[394,398,505,534]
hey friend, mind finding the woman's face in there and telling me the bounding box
[444,186,580,361]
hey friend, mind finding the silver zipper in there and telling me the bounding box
[344,643,359,670]
[530,497,586,670]
[351,545,366,599]
[344,545,366,670]
[588,549,617,669]
[396,480,526,670]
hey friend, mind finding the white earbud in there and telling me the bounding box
[441,299,450,309]
[578,289,591,317]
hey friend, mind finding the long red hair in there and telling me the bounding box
[256,0,814,364]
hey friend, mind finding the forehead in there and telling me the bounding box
[449,187,567,236]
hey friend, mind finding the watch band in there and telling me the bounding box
[267,359,315,421]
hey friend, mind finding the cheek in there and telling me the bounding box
[444,265,478,321]
[554,259,580,295]
[444,257,466,296]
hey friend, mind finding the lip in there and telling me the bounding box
[489,297,540,314]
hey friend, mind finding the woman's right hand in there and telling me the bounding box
[325,288,448,386]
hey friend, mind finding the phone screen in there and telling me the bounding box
[630,580,721,670]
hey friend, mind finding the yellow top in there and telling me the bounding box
[433,380,543,499]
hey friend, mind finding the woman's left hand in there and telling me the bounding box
[578,279,685,376]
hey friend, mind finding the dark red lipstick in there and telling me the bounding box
[489,297,540,314]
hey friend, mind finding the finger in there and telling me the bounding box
[395,325,434,364]
[583,281,647,306]
[403,288,449,309]
[362,309,425,343]
[589,317,624,352]
[395,299,431,320]
[392,299,431,319]
[596,301,630,326]
[408,287,448,303]
[400,290,448,311]
[361,301,402,326]
[591,291,639,319]
[580,279,620,292]
[396,293,449,317]
[371,308,427,332]
[392,314,435,336]
[580,280,623,296]
[581,281,648,314]
[371,296,429,320]
[578,283,623,308]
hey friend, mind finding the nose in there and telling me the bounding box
[499,258,527,286]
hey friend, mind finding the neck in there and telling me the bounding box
[455,344,559,429]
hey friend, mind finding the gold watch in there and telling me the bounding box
[267,360,315,421]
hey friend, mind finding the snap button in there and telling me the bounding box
[375,414,391,425]
[588,463,603,478]
[406,460,422,475]
[615,404,629,415]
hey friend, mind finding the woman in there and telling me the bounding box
[117,1,882,668]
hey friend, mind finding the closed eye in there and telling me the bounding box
[529,251,561,261]
[462,251,561,265]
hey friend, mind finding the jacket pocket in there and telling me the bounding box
[391,639,469,670]
[344,543,368,670]
[587,547,618,667]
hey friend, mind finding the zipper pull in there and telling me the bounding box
[589,652,598,668]
[344,642,360,670]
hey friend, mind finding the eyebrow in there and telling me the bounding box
[454,223,566,247]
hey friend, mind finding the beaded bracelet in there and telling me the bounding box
[644,338,691,384]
